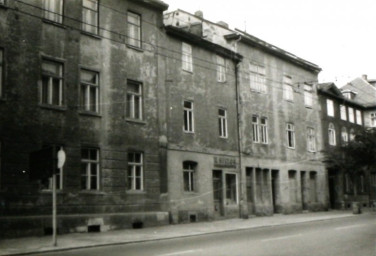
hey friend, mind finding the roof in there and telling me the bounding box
[317,82,364,108]
[341,77,376,107]
[130,0,168,11]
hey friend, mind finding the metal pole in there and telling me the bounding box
[52,173,57,246]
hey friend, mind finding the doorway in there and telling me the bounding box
[213,170,224,217]
[271,170,280,213]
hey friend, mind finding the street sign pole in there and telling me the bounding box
[52,172,57,246]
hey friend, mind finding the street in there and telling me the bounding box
[34,214,375,256]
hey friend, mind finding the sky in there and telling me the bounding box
[164,0,376,86]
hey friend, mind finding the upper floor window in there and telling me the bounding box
[81,147,100,190]
[348,107,355,123]
[252,116,259,143]
[0,49,3,98]
[126,80,143,120]
[340,105,347,121]
[82,0,98,34]
[41,59,64,106]
[44,0,63,23]
[183,161,196,192]
[183,101,194,132]
[371,113,376,127]
[80,69,99,113]
[218,108,228,138]
[326,99,334,117]
[304,84,313,106]
[127,152,144,191]
[341,127,348,144]
[307,127,316,152]
[249,63,266,93]
[356,110,362,125]
[260,117,268,144]
[283,76,293,101]
[182,42,193,72]
[127,11,141,48]
[328,123,336,146]
[217,56,226,82]
[286,123,295,149]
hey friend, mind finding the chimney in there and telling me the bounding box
[362,74,368,81]
[194,10,203,19]
[217,21,229,28]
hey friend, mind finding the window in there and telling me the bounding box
[286,123,295,148]
[326,99,334,117]
[44,0,63,23]
[359,173,365,193]
[341,127,348,144]
[252,116,269,144]
[182,42,193,72]
[183,161,196,192]
[307,127,316,152]
[252,116,259,143]
[225,173,238,205]
[41,59,63,106]
[80,69,99,113]
[356,110,362,125]
[348,107,354,123]
[310,172,317,202]
[340,105,347,121]
[371,113,376,127]
[126,80,143,120]
[328,123,336,146]
[127,152,143,191]
[0,49,3,98]
[304,84,313,106]
[288,170,297,202]
[283,76,293,101]
[260,117,268,144]
[350,128,355,141]
[183,101,194,132]
[217,56,226,82]
[127,11,141,48]
[344,173,352,193]
[218,108,227,138]
[249,63,266,93]
[81,148,100,190]
[82,0,98,34]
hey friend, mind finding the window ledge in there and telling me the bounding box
[219,136,228,140]
[42,19,66,29]
[182,69,193,74]
[39,104,67,112]
[183,191,197,195]
[126,190,146,195]
[305,105,313,109]
[287,146,295,150]
[81,31,101,40]
[284,99,294,103]
[79,111,102,118]
[126,118,146,125]
[183,131,195,134]
[126,44,144,52]
[39,189,65,194]
[79,190,106,195]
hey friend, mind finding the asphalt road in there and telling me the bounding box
[36,214,376,256]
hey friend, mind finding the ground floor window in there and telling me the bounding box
[309,171,317,202]
[288,170,298,202]
[225,173,237,205]
[127,152,143,191]
[183,161,197,192]
[81,148,100,190]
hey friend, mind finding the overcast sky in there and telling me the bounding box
[165,0,376,86]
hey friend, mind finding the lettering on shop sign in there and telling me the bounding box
[214,156,236,168]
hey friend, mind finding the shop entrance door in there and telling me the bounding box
[213,170,224,217]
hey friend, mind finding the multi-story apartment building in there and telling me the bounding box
[317,82,368,209]
[0,0,169,238]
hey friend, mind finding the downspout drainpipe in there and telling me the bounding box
[234,35,248,219]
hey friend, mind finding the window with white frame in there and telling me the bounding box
[41,59,63,106]
[348,107,354,123]
[252,116,259,143]
[127,11,141,48]
[126,80,143,120]
[0,49,3,98]
[341,127,348,144]
[286,123,295,148]
[44,0,63,23]
[350,128,355,141]
[260,117,268,144]
[183,101,194,132]
[225,173,238,205]
[356,110,362,125]
[218,108,227,138]
[127,152,143,191]
[328,123,336,146]
[183,161,196,192]
[80,69,99,113]
[304,84,313,106]
[252,116,268,144]
[340,105,347,121]
[217,55,226,82]
[82,0,98,34]
[249,63,266,93]
[182,42,193,72]
[307,127,316,152]
[283,75,293,101]
[326,99,334,117]
[81,147,100,190]
[371,113,376,127]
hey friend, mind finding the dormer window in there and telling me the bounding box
[341,90,357,100]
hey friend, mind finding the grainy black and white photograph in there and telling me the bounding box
[0,0,375,255]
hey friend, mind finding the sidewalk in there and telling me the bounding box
[0,210,368,256]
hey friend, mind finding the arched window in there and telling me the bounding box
[328,123,336,146]
[341,127,348,144]
[183,161,197,192]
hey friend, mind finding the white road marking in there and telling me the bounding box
[261,233,302,242]
[157,249,203,256]
[335,224,367,230]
